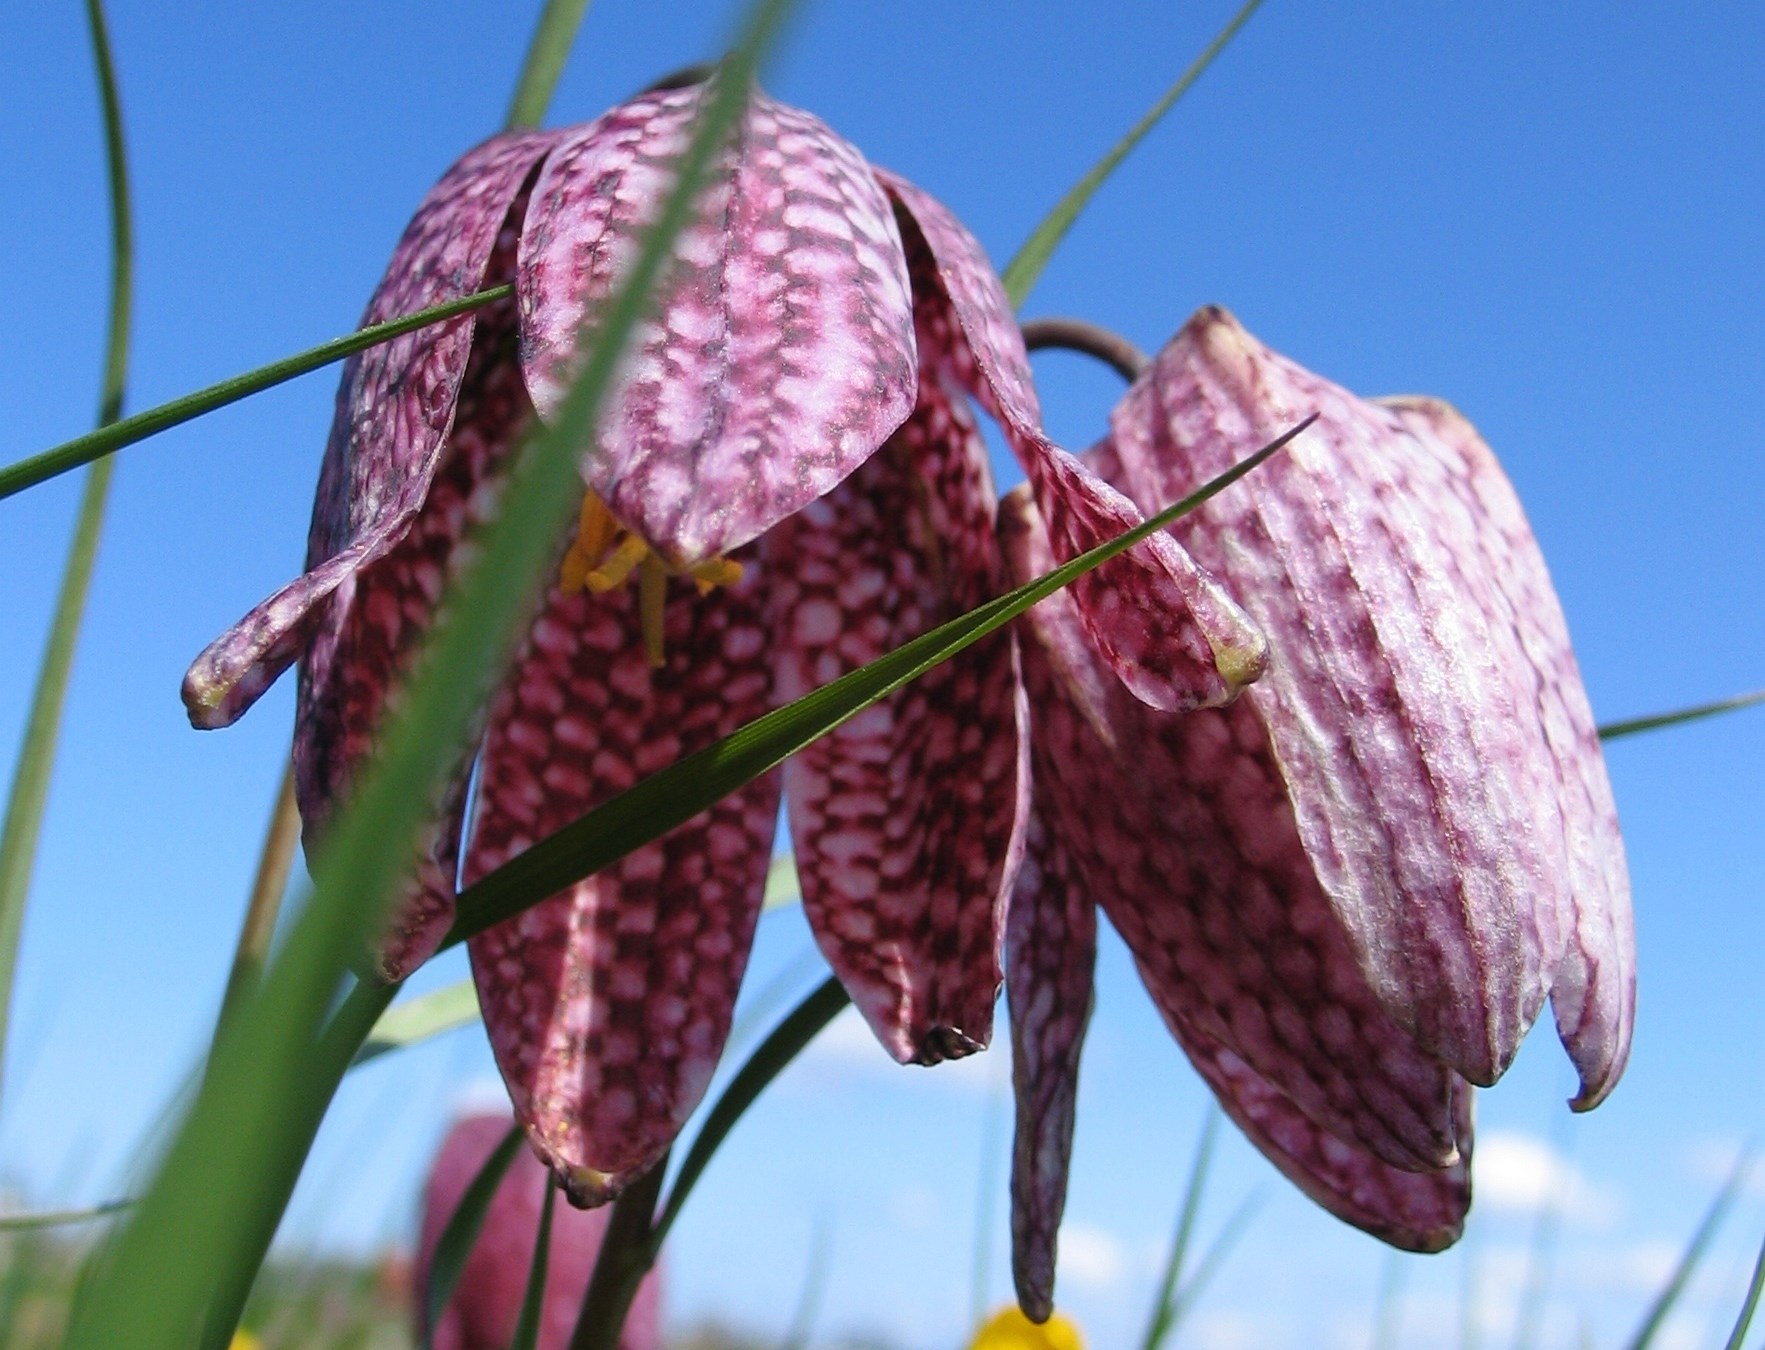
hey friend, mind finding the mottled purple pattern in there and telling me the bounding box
[1382,395,1635,1107]
[1107,307,1633,1091]
[519,87,917,565]
[764,348,1028,1065]
[182,131,558,729]
[1184,1037,1473,1252]
[417,1113,663,1350]
[878,172,1267,713]
[1004,813,1095,1323]
[1002,495,1459,1172]
[463,566,780,1203]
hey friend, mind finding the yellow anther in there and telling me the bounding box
[557,489,744,666]
[583,534,650,593]
[689,557,745,595]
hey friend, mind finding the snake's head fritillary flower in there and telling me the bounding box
[416,1113,662,1350]
[1001,306,1634,1319]
[180,80,1264,1209]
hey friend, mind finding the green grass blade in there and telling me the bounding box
[1624,1153,1751,1350]
[0,285,509,504]
[356,979,483,1066]
[505,0,595,129]
[63,10,793,1344]
[445,417,1311,951]
[1142,1105,1220,1350]
[1372,1250,1405,1350]
[999,0,1266,309]
[1721,1219,1765,1350]
[651,976,851,1250]
[510,1178,559,1350]
[0,0,134,1107]
[1598,689,1765,742]
[420,1124,524,1349]
[1164,1191,1260,1335]
[0,1200,131,1232]
[780,1215,834,1350]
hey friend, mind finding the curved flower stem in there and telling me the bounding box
[1022,316,1149,383]
[567,1155,668,1350]
[0,285,510,504]
[505,0,595,130]
[214,759,301,1033]
[0,0,133,1107]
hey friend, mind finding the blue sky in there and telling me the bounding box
[2,2,1763,1347]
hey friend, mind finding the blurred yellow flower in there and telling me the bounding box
[968,1305,1085,1350]
[228,1333,261,1350]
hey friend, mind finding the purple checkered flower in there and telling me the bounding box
[180,85,1264,1207]
[1000,306,1635,1319]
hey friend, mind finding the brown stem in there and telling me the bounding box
[215,759,301,1034]
[1021,316,1150,384]
[568,1155,669,1350]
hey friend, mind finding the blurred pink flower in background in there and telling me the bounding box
[416,1113,663,1350]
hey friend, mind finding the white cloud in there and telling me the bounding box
[1473,1131,1619,1223]
[1058,1222,1128,1289]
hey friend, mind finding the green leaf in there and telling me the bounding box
[421,1125,525,1350]
[999,0,1266,309]
[1141,1105,1220,1350]
[0,285,509,504]
[0,0,134,1107]
[0,1199,132,1232]
[505,0,595,130]
[355,979,483,1066]
[1625,1153,1751,1350]
[1598,688,1764,742]
[651,976,852,1250]
[1721,1218,1765,1350]
[445,418,1312,952]
[510,1178,560,1350]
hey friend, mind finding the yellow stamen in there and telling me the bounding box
[583,534,650,593]
[689,556,745,595]
[557,490,744,666]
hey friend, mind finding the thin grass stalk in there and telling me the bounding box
[1371,1251,1405,1350]
[505,0,596,129]
[1624,1154,1750,1350]
[1163,1192,1259,1335]
[510,1178,560,1350]
[1721,1221,1765,1350]
[0,285,510,503]
[0,0,133,1108]
[64,10,791,1344]
[215,760,301,1032]
[970,1067,1008,1327]
[1142,1105,1220,1350]
[422,1124,525,1349]
[780,1215,833,1350]
[1598,689,1765,742]
[999,0,1266,309]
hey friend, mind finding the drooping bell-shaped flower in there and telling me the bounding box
[1000,306,1634,1318]
[416,1112,663,1350]
[180,82,1265,1207]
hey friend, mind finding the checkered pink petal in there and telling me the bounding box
[765,352,1029,1065]
[1001,492,1460,1172]
[518,87,918,567]
[463,566,780,1204]
[181,130,558,730]
[1185,1034,1473,1252]
[1110,307,1634,1095]
[1004,811,1095,1324]
[877,170,1267,713]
